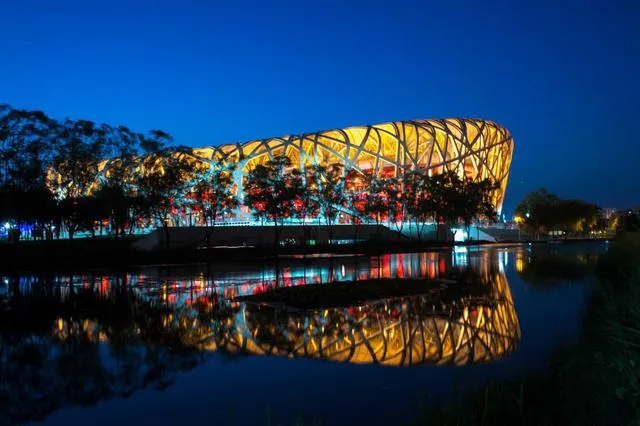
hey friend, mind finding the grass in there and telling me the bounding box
[410,232,640,426]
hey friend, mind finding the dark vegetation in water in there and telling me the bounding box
[0,285,209,424]
[409,232,640,426]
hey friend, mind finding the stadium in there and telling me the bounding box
[46,117,515,244]
[189,118,514,215]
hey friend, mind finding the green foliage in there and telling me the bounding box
[244,156,301,244]
[363,174,392,227]
[308,163,345,228]
[134,147,196,245]
[191,167,238,227]
[0,105,59,190]
[515,188,602,237]
[398,170,498,239]
[0,104,181,240]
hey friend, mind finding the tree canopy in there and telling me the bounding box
[515,188,603,237]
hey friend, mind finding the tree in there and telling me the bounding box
[426,171,462,240]
[383,176,406,234]
[190,167,238,246]
[47,119,110,238]
[96,127,172,237]
[344,169,369,242]
[362,175,390,232]
[50,119,105,200]
[0,185,59,240]
[243,156,299,246]
[514,188,560,238]
[290,166,319,245]
[0,106,62,239]
[308,163,346,243]
[458,178,499,238]
[0,106,59,190]
[135,147,198,247]
[58,196,104,239]
[0,104,191,241]
[515,189,601,239]
[403,171,435,241]
[615,210,640,232]
[92,185,133,237]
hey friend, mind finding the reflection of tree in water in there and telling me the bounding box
[516,250,600,287]
[0,277,227,424]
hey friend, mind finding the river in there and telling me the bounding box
[0,241,607,425]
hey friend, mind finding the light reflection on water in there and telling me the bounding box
[0,243,606,425]
[216,273,519,367]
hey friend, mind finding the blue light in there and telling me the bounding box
[453,228,468,242]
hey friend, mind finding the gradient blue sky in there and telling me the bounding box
[1,0,638,214]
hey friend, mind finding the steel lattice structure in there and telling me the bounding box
[190,118,514,213]
[74,118,513,215]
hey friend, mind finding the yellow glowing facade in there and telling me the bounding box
[58,118,513,215]
[190,118,514,213]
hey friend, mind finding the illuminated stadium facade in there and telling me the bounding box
[77,118,514,228]
[191,118,514,214]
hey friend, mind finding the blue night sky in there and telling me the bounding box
[1,0,638,214]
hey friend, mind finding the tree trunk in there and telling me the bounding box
[326,216,334,245]
[413,220,423,242]
[163,222,171,248]
[273,219,281,252]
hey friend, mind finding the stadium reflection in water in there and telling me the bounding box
[2,248,519,364]
[0,248,520,423]
[210,271,519,367]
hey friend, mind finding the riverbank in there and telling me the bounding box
[410,232,640,426]
[0,235,609,273]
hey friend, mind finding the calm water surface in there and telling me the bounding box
[0,242,607,425]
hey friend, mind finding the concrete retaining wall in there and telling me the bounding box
[132,224,407,251]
